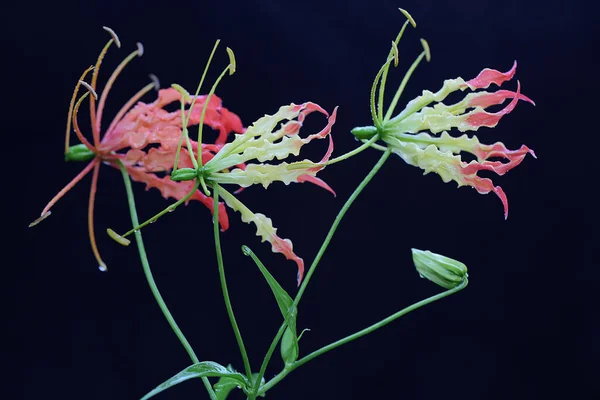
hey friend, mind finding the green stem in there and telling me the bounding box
[120,181,201,238]
[259,279,468,395]
[117,162,216,400]
[324,135,379,166]
[212,183,253,379]
[251,149,392,395]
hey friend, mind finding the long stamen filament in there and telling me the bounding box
[65,66,94,153]
[172,86,199,171]
[32,159,98,222]
[197,63,232,166]
[72,91,97,151]
[185,40,220,130]
[383,50,427,123]
[95,45,144,138]
[378,10,416,122]
[370,57,395,127]
[87,160,107,271]
[90,35,117,146]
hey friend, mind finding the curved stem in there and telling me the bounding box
[323,135,379,166]
[259,279,468,395]
[117,162,216,400]
[251,150,392,395]
[212,184,253,379]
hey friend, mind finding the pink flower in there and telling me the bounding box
[30,28,243,270]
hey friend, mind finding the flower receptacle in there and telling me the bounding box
[65,144,95,162]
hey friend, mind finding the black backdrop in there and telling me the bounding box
[6,0,596,399]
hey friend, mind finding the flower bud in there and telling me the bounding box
[170,168,197,181]
[411,248,468,289]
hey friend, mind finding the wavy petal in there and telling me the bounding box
[206,103,337,173]
[385,136,528,218]
[218,186,304,284]
[463,60,517,90]
[101,88,243,152]
[388,82,531,134]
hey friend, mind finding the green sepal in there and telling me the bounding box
[170,168,197,181]
[140,361,249,400]
[64,144,95,162]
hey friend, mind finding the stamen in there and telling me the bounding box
[149,73,160,90]
[65,66,94,153]
[95,47,144,139]
[106,228,131,246]
[377,9,417,123]
[28,211,52,228]
[136,42,144,57]
[90,30,119,146]
[391,41,399,67]
[226,47,236,75]
[399,8,417,28]
[72,91,97,151]
[87,161,107,270]
[79,80,98,99]
[197,62,232,165]
[420,38,431,62]
[34,159,98,222]
[383,48,428,123]
[102,26,121,48]
[185,39,220,128]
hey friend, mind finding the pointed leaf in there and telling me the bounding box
[241,245,293,317]
[140,362,248,400]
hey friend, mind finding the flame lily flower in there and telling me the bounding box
[169,95,338,284]
[30,28,243,270]
[352,9,535,219]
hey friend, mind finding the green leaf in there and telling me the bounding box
[241,245,294,318]
[140,362,248,400]
[241,245,300,365]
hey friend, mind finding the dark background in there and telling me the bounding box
[5,0,596,399]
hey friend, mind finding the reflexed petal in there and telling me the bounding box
[385,136,526,218]
[206,103,337,173]
[387,81,531,134]
[101,88,243,152]
[218,187,305,283]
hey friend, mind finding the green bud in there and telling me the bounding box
[351,125,378,140]
[170,168,197,181]
[280,326,299,366]
[65,144,95,162]
[411,248,468,289]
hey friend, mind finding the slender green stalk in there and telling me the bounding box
[258,279,468,395]
[212,183,253,379]
[120,181,201,238]
[383,50,426,123]
[324,135,380,166]
[117,162,216,400]
[251,150,392,396]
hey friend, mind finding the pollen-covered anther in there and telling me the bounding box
[136,42,144,57]
[79,80,98,99]
[28,211,52,227]
[107,228,131,246]
[102,26,121,48]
